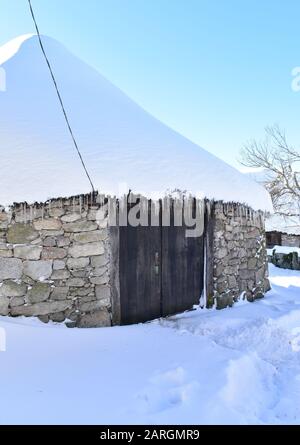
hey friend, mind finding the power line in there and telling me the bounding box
[27,0,95,192]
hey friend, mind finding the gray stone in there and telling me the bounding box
[7,223,39,244]
[0,249,12,257]
[49,208,65,218]
[14,245,42,260]
[42,247,67,260]
[228,275,237,287]
[214,248,227,259]
[92,266,107,277]
[53,260,66,270]
[95,284,110,300]
[23,260,53,281]
[50,312,66,323]
[0,296,9,315]
[71,270,88,278]
[69,242,104,258]
[10,296,25,307]
[248,257,258,270]
[50,286,69,300]
[90,275,108,285]
[10,300,72,316]
[27,282,51,303]
[76,309,111,328]
[66,278,85,287]
[56,236,70,247]
[255,266,265,283]
[41,230,64,237]
[63,220,98,233]
[91,255,108,268]
[67,257,90,270]
[51,269,70,280]
[43,237,56,247]
[216,294,233,310]
[61,213,82,223]
[79,299,110,313]
[33,218,62,231]
[0,280,27,297]
[72,230,107,244]
[38,315,50,324]
[0,258,23,280]
[264,278,271,292]
[69,287,92,297]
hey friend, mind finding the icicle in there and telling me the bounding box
[79,195,82,215]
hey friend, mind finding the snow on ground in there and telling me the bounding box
[1,263,300,425]
[267,245,300,256]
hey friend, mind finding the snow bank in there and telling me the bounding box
[1,264,300,424]
[267,245,300,256]
[0,35,272,211]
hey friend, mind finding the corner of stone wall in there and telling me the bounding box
[0,194,113,328]
[211,202,270,310]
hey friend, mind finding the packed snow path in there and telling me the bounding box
[0,264,300,424]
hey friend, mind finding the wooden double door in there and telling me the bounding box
[119,202,205,325]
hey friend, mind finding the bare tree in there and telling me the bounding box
[240,125,300,217]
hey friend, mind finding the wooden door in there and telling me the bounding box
[119,199,205,325]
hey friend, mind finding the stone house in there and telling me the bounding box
[265,214,300,248]
[0,34,273,327]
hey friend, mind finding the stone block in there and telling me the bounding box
[0,280,27,297]
[10,296,25,307]
[33,218,62,231]
[0,296,9,315]
[61,213,82,223]
[67,257,90,270]
[63,221,98,233]
[14,245,42,260]
[42,247,67,260]
[53,260,66,270]
[51,269,70,280]
[50,286,69,301]
[7,223,38,244]
[69,242,104,258]
[76,309,111,328]
[27,282,51,303]
[10,300,72,316]
[91,255,108,268]
[0,258,23,280]
[43,237,56,247]
[56,236,70,247]
[95,284,110,300]
[72,230,107,244]
[23,260,53,281]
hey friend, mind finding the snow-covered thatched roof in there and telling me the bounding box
[0,35,272,211]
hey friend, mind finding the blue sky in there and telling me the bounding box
[1,0,299,168]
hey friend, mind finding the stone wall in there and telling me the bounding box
[210,202,270,309]
[281,233,300,248]
[0,194,112,327]
[268,250,300,270]
[0,194,271,326]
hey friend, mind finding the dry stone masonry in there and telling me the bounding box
[210,202,270,309]
[0,194,271,327]
[0,194,112,327]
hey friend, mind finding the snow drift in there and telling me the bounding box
[0,34,272,211]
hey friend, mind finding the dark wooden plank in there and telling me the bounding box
[119,202,161,325]
[161,200,204,317]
